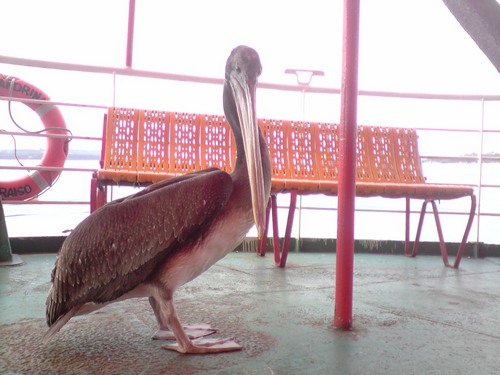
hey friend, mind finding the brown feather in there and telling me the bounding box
[46,169,232,326]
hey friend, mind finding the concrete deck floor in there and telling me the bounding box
[1,252,500,375]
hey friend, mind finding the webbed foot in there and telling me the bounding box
[153,323,216,340]
[162,337,243,354]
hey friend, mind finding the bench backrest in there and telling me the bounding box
[200,114,235,173]
[99,108,140,183]
[99,108,427,189]
[138,109,171,180]
[390,127,425,184]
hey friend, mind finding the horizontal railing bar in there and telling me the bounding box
[415,128,500,134]
[359,91,500,101]
[478,184,500,188]
[0,130,101,141]
[2,54,500,101]
[0,55,225,85]
[5,200,497,218]
[414,127,480,133]
[3,164,497,189]
[276,204,490,217]
[3,200,89,205]
[422,155,479,161]
[475,212,500,217]
[5,199,498,218]
[0,153,494,164]
[420,156,500,163]
[0,165,97,173]
[5,201,498,218]
[480,129,500,133]
[0,95,108,110]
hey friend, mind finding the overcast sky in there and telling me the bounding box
[1,0,499,94]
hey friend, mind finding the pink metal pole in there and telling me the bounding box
[334,0,360,330]
[126,0,136,68]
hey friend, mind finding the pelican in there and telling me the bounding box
[44,45,271,354]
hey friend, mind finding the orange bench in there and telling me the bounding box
[261,120,476,268]
[91,108,234,209]
[91,107,476,268]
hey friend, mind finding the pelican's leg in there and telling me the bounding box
[149,297,216,340]
[154,297,242,354]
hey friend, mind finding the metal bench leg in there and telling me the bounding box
[95,182,107,213]
[271,194,281,265]
[413,195,476,268]
[453,194,477,269]
[429,201,450,267]
[90,173,98,213]
[404,198,411,256]
[411,200,429,258]
[279,190,298,268]
[257,197,272,256]
[412,199,451,266]
[90,172,107,213]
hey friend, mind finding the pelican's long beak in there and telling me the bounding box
[229,72,267,239]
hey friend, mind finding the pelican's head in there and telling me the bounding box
[224,46,267,238]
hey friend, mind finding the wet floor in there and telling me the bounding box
[1,251,500,374]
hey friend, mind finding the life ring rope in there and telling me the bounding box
[7,77,72,138]
[0,74,70,201]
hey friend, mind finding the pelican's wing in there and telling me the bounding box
[47,169,232,326]
[117,168,222,204]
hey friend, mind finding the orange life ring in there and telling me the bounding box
[0,74,69,200]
